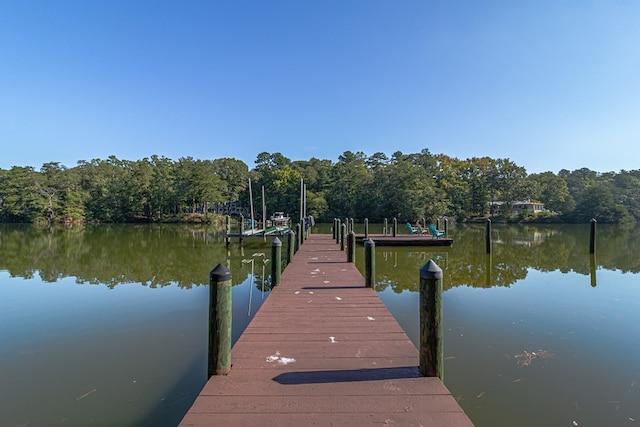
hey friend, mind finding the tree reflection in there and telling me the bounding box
[359,223,640,292]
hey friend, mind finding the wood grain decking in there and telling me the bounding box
[180,233,473,427]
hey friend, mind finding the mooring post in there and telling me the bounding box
[590,218,597,255]
[287,230,295,264]
[364,238,375,287]
[384,218,388,236]
[208,263,232,377]
[340,223,347,251]
[347,230,356,262]
[336,218,342,244]
[392,217,397,237]
[364,218,369,239]
[271,237,282,286]
[436,218,440,230]
[485,218,492,254]
[422,217,426,229]
[301,217,306,243]
[295,223,302,252]
[332,218,337,240]
[349,218,354,234]
[444,218,448,237]
[419,260,443,378]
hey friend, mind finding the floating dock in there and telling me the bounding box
[357,233,453,247]
[180,234,472,426]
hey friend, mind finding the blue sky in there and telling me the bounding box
[1,1,639,174]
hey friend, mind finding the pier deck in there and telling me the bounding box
[180,234,473,426]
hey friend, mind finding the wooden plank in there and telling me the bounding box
[179,234,473,427]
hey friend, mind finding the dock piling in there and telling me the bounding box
[365,238,375,288]
[287,231,295,264]
[590,218,597,254]
[392,217,397,237]
[419,260,443,378]
[485,218,492,254]
[340,223,346,251]
[271,237,282,286]
[347,231,356,262]
[208,264,232,377]
[364,218,369,238]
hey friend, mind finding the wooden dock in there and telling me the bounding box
[356,234,453,247]
[180,234,473,427]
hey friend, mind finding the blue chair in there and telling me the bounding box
[429,224,445,238]
[406,222,419,234]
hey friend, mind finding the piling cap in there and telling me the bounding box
[210,263,232,282]
[364,238,375,247]
[272,237,282,246]
[420,260,443,280]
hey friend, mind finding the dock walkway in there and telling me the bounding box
[180,234,473,426]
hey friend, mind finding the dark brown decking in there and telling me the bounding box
[180,234,472,427]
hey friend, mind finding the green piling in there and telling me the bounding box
[347,231,356,262]
[208,263,232,377]
[271,237,282,286]
[364,238,375,288]
[419,260,443,378]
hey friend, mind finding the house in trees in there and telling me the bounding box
[211,200,249,217]
[489,200,546,215]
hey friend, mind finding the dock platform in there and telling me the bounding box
[180,234,472,426]
[357,233,453,247]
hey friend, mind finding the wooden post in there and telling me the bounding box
[332,218,337,240]
[419,260,443,378]
[364,238,375,288]
[443,218,448,237]
[296,223,302,252]
[271,237,282,286]
[590,218,596,255]
[384,218,388,236]
[349,218,354,234]
[340,223,347,251]
[392,217,397,237]
[287,231,295,264]
[347,231,356,262]
[364,218,369,239]
[485,218,492,254]
[208,263,232,377]
[301,217,306,243]
[336,218,342,244]
[436,218,440,230]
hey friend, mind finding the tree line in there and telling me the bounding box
[1,149,638,224]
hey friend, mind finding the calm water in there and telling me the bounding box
[1,223,639,426]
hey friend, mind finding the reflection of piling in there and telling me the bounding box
[364,238,375,288]
[208,263,232,377]
[347,231,356,263]
[590,254,597,287]
[590,218,597,255]
[225,215,231,246]
[485,219,492,254]
[485,254,492,287]
[364,218,369,239]
[419,260,443,379]
[271,237,282,286]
